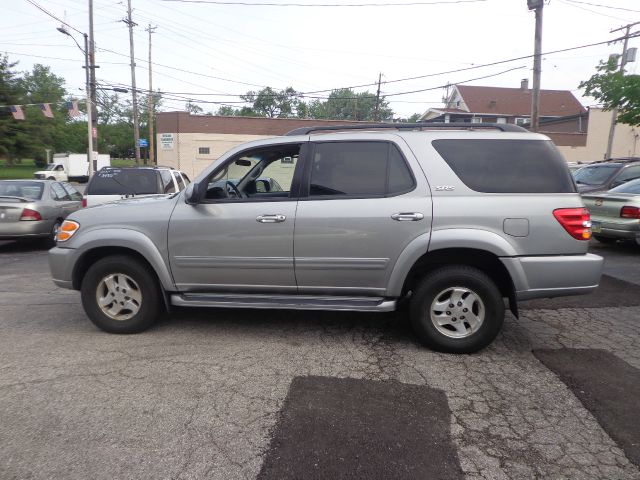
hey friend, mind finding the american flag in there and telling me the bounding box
[39,103,54,118]
[10,105,25,120]
[66,100,80,118]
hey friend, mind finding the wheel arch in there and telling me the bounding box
[72,245,171,312]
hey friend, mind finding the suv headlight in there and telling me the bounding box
[57,220,80,242]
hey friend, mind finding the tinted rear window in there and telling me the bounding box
[87,169,161,195]
[432,139,575,193]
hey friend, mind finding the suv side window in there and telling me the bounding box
[308,141,414,197]
[432,139,575,193]
[203,144,302,202]
[160,170,176,193]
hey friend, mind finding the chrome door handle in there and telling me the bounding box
[391,212,424,221]
[256,214,286,223]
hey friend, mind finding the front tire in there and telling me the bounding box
[81,255,162,333]
[409,266,505,353]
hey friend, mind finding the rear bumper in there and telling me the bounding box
[591,218,640,242]
[501,253,604,301]
[0,220,51,239]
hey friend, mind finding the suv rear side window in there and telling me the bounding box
[309,141,414,197]
[87,169,161,195]
[432,139,575,193]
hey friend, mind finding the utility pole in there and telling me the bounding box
[146,24,157,165]
[374,72,382,122]
[88,0,98,173]
[124,0,141,164]
[83,33,94,178]
[605,21,640,159]
[528,0,544,133]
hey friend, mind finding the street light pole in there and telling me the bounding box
[58,26,93,178]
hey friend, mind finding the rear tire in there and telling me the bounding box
[593,235,616,244]
[409,266,505,354]
[44,219,62,248]
[80,255,162,333]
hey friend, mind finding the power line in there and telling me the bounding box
[23,0,85,35]
[97,65,525,106]
[160,0,486,6]
[557,0,629,21]
[562,0,640,13]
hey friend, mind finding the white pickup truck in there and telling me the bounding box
[34,153,110,183]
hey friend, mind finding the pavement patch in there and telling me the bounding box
[533,348,640,467]
[520,274,640,310]
[258,376,463,480]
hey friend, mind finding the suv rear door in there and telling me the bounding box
[293,135,432,296]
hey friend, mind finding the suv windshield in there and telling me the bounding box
[0,181,44,199]
[573,164,620,186]
[87,168,161,195]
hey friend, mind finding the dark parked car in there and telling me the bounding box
[574,158,640,193]
[0,180,83,244]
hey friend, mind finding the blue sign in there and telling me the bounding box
[138,138,148,147]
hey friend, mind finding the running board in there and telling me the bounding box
[170,293,396,312]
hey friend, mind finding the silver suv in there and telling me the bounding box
[49,123,603,353]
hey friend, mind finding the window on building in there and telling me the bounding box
[471,117,482,124]
[496,117,507,124]
[515,117,528,126]
[198,147,210,155]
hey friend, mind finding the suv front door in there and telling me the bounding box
[168,143,304,293]
[293,136,432,296]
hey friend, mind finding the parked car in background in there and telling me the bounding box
[567,162,585,173]
[0,180,83,244]
[84,166,190,207]
[574,158,640,193]
[582,177,640,246]
[33,153,110,183]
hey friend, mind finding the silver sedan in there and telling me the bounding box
[582,178,640,245]
[0,180,83,244]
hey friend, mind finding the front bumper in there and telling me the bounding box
[501,253,604,301]
[49,246,77,289]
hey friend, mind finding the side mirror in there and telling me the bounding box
[184,183,200,204]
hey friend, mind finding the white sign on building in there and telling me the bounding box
[161,133,175,150]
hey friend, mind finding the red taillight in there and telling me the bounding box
[82,197,87,208]
[19,208,42,221]
[620,206,640,219]
[553,207,592,240]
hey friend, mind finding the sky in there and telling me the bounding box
[2,0,640,119]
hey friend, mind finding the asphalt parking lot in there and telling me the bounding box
[0,239,639,480]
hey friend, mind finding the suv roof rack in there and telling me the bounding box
[591,157,640,165]
[285,122,527,136]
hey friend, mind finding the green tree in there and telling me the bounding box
[313,88,393,121]
[0,55,24,163]
[216,105,237,116]
[16,64,69,160]
[240,87,299,118]
[185,100,203,114]
[407,113,422,123]
[579,58,640,126]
